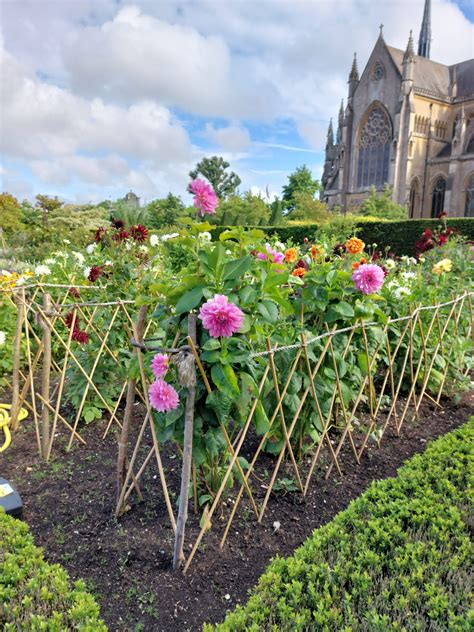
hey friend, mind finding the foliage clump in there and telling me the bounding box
[0,510,107,630]
[207,419,474,631]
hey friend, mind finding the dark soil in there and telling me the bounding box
[1,391,472,632]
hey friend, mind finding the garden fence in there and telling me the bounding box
[1,283,472,572]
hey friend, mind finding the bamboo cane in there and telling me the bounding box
[10,289,25,430]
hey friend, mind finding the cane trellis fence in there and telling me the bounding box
[117,291,473,572]
[1,285,473,572]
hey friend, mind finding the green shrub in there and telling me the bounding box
[0,510,107,630]
[212,218,474,256]
[208,419,474,631]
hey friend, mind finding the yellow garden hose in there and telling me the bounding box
[0,404,28,453]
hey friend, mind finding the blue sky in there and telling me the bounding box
[1,0,473,205]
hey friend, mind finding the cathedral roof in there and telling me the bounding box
[386,45,474,100]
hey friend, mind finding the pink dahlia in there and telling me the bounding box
[256,244,285,265]
[352,263,385,295]
[198,294,245,338]
[149,379,179,413]
[151,353,169,378]
[189,179,218,216]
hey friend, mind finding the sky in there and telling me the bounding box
[1,0,473,206]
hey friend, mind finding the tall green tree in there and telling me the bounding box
[147,193,188,229]
[282,165,320,213]
[211,192,270,226]
[35,194,63,227]
[269,197,284,225]
[0,193,24,234]
[288,193,330,223]
[189,156,241,200]
[357,186,407,220]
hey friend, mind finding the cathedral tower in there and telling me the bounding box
[417,0,431,59]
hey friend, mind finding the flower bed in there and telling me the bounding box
[0,509,106,630]
[207,418,474,631]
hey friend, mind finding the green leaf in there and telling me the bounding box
[175,286,204,315]
[239,285,258,305]
[324,301,355,323]
[222,256,253,281]
[357,352,370,375]
[211,364,240,396]
[254,401,270,435]
[202,338,221,351]
[257,300,279,324]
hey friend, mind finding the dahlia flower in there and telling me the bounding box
[111,218,125,229]
[151,353,169,379]
[149,379,179,413]
[257,244,285,265]
[285,248,298,263]
[149,234,159,247]
[393,286,411,300]
[86,243,97,254]
[292,267,306,277]
[34,265,51,276]
[130,225,149,242]
[189,179,218,216]
[310,244,324,259]
[198,294,245,338]
[345,237,365,255]
[0,331,6,346]
[432,258,453,275]
[95,227,107,242]
[72,252,85,265]
[72,330,89,344]
[88,266,104,282]
[352,263,385,294]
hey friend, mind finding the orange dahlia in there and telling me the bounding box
[345,237,365,255]
[292,267,306,277]
[310,244,324,259]
[352,257,368,270]
[285,248,298,263]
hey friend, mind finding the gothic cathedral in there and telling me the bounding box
[321,0,474,218]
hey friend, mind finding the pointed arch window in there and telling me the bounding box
[431,176,446,217]
[409,179,420,218]
[357,105,392,189]
[465,174,474,217]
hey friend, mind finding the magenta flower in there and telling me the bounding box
[189,179,218,216]
[151,353,169,378]
[198,294,245,338]
[149,379,179,413]
[257,244,285,265]
[352,264,385,294]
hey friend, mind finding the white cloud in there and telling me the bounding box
[0,1,472,202]
[205,123,251,152]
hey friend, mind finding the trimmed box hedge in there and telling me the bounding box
[0,509,107,631]
[207,419,474,631]
[212,218,474,256]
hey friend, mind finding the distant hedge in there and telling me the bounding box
[0,509,107,630]
[212,218,474,256]
[207,419,474,631]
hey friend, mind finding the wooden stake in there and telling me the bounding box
[173,314,197,570]
[116,305,148,512]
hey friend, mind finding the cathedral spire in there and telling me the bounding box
[417,0,431,59]
[349,52,359,82]
[403,30,415,64]
[326,119,334,149]
[337,100,344,144]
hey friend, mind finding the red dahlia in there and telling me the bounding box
[130,224,149,242]
[95,227,107,242]
[112,230,130,242]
